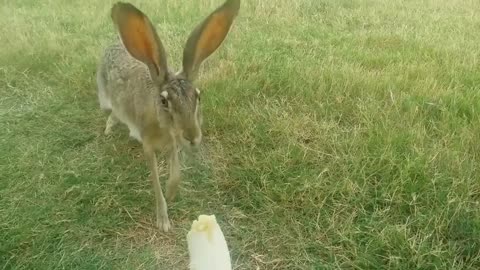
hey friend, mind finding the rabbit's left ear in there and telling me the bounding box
[181,0,240,81]
[111,2,168,82]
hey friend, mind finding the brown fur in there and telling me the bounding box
[96,0,240,232]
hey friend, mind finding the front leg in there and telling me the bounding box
[143,144,171,232]
[166,144,181,202]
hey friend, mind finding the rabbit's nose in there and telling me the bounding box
[183,135,200,146]
[184,133,201,146]
[183,127,202,146]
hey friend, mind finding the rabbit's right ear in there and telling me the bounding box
[111,2,168,82]
[180,0,240,81]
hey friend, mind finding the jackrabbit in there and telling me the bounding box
[96,0,240,232]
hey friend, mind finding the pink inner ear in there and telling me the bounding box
[113,6,163,72]
[195,13,231,64]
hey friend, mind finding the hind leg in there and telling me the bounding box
[104,113,119,135]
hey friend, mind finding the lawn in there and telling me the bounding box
[1,0,480,269]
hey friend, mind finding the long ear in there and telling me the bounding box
[111,2,168,82]
[181,0,240,81]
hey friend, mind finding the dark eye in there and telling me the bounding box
[161,97,168,107]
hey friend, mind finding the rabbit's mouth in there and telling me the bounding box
[181,134,202,147]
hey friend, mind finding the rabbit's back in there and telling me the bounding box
[97,41,161,141]
[98,41,153,98]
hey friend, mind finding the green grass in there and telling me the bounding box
[1,0,480,269]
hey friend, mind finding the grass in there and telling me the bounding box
[1,0,480,269]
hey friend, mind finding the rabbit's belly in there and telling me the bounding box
[127,125,142,142]
[98,93,112,110]
[126,123,142,142]
[114,110,143,142]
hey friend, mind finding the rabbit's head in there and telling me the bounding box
[160,77,202,146]
[111,0,240,146]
